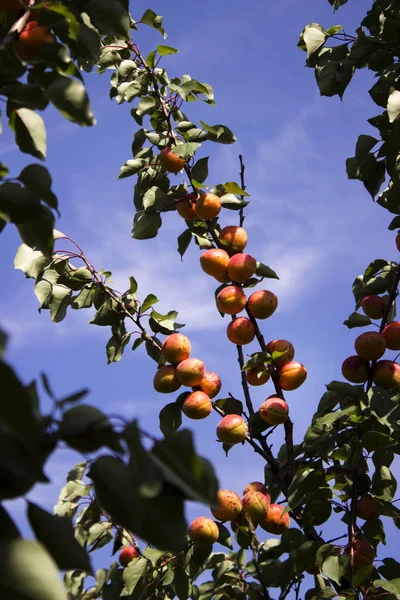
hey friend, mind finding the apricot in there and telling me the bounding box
[177,195,197,219]
[218,225,248,254]
[246,367,270,386]
[344,537,374,570]
[153,365,181,394]
[214,272,232,284]
[159,147,186,173]
[361,295,386,320]
[259,397,288,425]
[211,489,242,521]
[243,482,269,497]
[355,495,380,520]
[354,331,386,361]
[188,517,219,546]
[119,546,139,567]
[176,358,205,387]
[227,317,255,345]
[216,285,247,315]
[260,504,290,535]
[15,22,53,61]
[195,193,222,220]
[241,491,270,526]
[198,371,222,399]
[161,333,191,365]
[373,360,400,389]
[200,248,230,277]
[182,391,212,419]
[227,253,257,282]
[216,414,248,444]
[266,339,295,368]
[0,0,28,12]
[247,290,278,320]
[341,355,370,384]
[382,321,400,350]
[278,361,307,391]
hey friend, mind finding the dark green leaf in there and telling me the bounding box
[132,211,162,240]
[159,402,182,437]
[47,77,96,126]
[86,0,130,38]
[256,262,279,280]
[177,229,192,259]
[192,157,209,183]
[9,108,46,161]
[343,312,372,328]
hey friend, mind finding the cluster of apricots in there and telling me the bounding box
[188,481,290,547]
[341,295,400,389]
[1,0,54,61]
[153,333,221,420]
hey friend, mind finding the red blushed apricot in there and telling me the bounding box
[211,489,242,521]
[161,333,191,365]
[278,361,307,391]
[227,317,255,345]
[266,339,295,368]
[159,147,186,173]
[259,397,288,425]
[361,295,386,320]
[200,248,230,277]
[247,290,278,320]
[260,504,290,535]
[153,366,181,394]
[177,197,197,219]
[373,360,400,389]
[344,538,374,570]
[15,22,53,60]
[119,546,139,567]
[246,368,270,386]
[341,355,370,384]
[182,391,212,419]
[354,331,386,361]
[396,231,400,252]
[176,358,205,387]
[355,495,380,520]
[382,321,400,350]
[218,225,248,254]
[241,492,270,526]
[227,253,257,282]
[195,193,222,220]
[216,414,248,444]
[188,517,219,546]
[243,482,269,497]
[198,371,221,399]
[216,285,247,315]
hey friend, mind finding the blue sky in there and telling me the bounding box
[2,0,400,581]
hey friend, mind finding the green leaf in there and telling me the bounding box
[118,159,145,179]
[14,243,50,279]
[86,0,130,38]
[9,108,46,161]
[145,337,162,363]
[46,77,96,126]
[123,557,148,594]
[60,405,119,453]
[256,261,279,279]
[343,312,372,328]
[373,579,400,599]
[223,182,250,197]
[0,539,67,600]
[140,9,166,37]
[388,90,400,123]
[90,297,123,326]
[214,397,243,415]
[157,45,178,56]
[172,142,201,159]
[142,293,159,312]
[355,135,379,159]
[301,23,326,57]
[388,216,400,231]
[177,229,192,259]
[159,402,183,437]
[192,157,209,184]
[106,322,131,364]
[18,165,58,211]
[132,211,162,240]
[0,163,9,179]
[217,524,233,550]
[27,502,91,572]
[205,124,236,144]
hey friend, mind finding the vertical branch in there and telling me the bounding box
[238,154,246,227]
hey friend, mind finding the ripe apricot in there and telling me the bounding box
[243,482,269,497]
[260,504,290,535]
[278,361,307,391]
[344,537,374,570]
[119,546,139,567]
[227,253,257,282]
[198,371,222,399]
[214,272,232,284]
[216,285,247,315]
[153,365,181,394]
[211,489,242,521]
[361,295,386,320]
[241,491,270,526]
[159,147,186,173]
[355,495,380,520]
[195,193,222,220]
[266,339,295,368]
[161,333,191,364]
[177,195,197,219]
[182,391,212,419]
[188,517,219,546]
[200,248,230,278]
[341,355,370,384]
[354,331,386,361]
[218,225,248,254]
[15,22,53,60]
[227,317,255,345]
[246,367,270,386]
[176,358,205,387]
[259,397,288,425]
[382,321,400,350]
[373,360,400,389]
[216,414,248,444]
[247,290,278,320]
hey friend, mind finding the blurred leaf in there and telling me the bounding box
[9,108,46,161]
[47,77,96,126]
[18,165,57,211]
[86,0,130,38]
[159,402,183,437]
